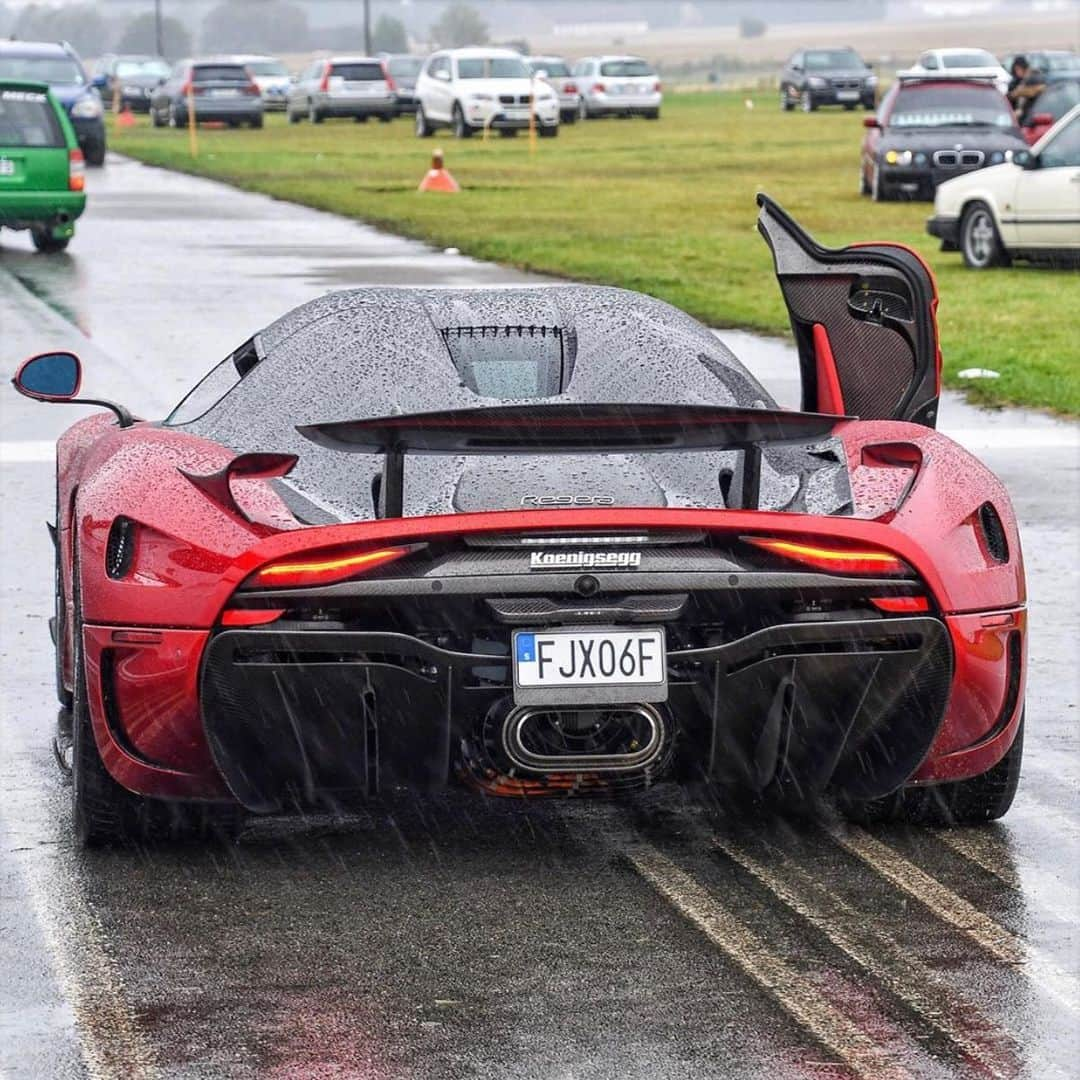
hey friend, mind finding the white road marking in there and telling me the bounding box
[713,834,1024,1080]
[831,826,1080,1014]
[0,441,56,464]
[626,844,912,1080]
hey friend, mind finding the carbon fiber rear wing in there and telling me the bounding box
[297,403,845,517]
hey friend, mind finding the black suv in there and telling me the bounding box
[780,47,877,112]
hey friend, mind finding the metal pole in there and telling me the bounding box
[363,0,372,54]
[154,0,163,57]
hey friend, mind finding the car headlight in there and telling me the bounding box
[989,150,1005,164]
[807,76,826,89]
[865,74,878,87]
[885,149,913,167]
[71,97,103,119]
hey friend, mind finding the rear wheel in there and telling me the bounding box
[539,123,559,137]
[780,88,795,111]
[644,108,660,120]
[415,105,433,137]
[961,201,1009,269]
[151,106,165,127]
[31,229,69,253]
[249,115,263,129]
[354,114,369,123]
[309,102,324,124]
[452,103,472,138]
[287,107,301,124]
[562,109,576,125]
[801,90,816,112]
[847,714,1024,826]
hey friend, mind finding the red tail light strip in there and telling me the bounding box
[871,596,929,613]
[248,545,409,589]
[744,536,909,577]
[221,609,285,627]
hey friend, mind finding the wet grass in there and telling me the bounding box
[110,93,1079,415]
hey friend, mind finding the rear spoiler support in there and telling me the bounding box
[297,403,844,518]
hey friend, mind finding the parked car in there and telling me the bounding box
[0,42,105,165]
[903,49,1010,95]
[1019,77,1080,144]
[571,55,661,119]
[150,59,263,129]
[91,54,170,112]
[527,55,579,124]
[381,54,424,115]
[928,104,1080,267]
[1002,50,1080,81]
[286,56,396,124]
[0,80,85,251]
[860,76,1027,201]
[779,47,876,112]
[414,49,559,138]
[230,55,291,111]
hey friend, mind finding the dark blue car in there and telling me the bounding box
[0,41,106,165]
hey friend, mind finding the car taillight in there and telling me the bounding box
[382,62,396,91]
[742,536,910,577]
[591,83,604,94]
[246,545,409,589]
[870,596,929,613]
[244,81,260,96]
[564,81,578,93]
[319,64,331,92]
[654,80,662,92]
[68,148,85,192]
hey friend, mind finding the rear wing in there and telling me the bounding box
[298,403,845,517]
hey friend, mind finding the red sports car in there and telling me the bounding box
[13,197,1026,845]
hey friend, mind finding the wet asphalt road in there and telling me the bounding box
[1,156,1078,1080]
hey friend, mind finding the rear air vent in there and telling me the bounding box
[440,325,571,398]
[977,502,1008,564]
[105,517,137,579]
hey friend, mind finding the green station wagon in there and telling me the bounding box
[0,80,86,252]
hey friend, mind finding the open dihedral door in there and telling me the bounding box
[757,194,941,427]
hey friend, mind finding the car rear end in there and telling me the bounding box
[186,63,263,125]
[585,57,661,117]
[529,57,580,122]
[314,58,396,120]
[0,81,85,247]
[384,56,424,115]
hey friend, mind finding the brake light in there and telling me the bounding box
[743,536,909,576]
[68,148,84,191]
[564,81,577,94]
[319,63,331,92]
[654,80,662,92]
[180,79,192,96]
[382,61,396,92]
[244,81,260,96]
[871,596,929,613]
[592,83,604,94]
[247,545,409,589]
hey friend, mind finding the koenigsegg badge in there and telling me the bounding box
[529,550,641,570]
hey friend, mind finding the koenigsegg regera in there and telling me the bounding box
[13,196,1026,844]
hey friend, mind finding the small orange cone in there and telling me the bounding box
[117,105,136,128]
[418,148,460,193]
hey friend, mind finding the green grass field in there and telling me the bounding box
[110,93,1079,414]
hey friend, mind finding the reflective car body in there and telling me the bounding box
[24,199,1026,843]
[287,55,396,123]
[1020,77,1080,144]
[229,55,291,111]
[527,56,580,123]
[903,49,1010,95]
[381,54,425,115]
[572,55,661,119]
[0,41,106,165]
[779,46,876,111]
[91,54,170,113]
[149,59,264,128]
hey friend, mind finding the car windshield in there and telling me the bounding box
[192,65,248,82]
[457,57,530,79]
[531,60,570,77]
[331,62,384,81]
[0,56,85,86]
[0,87,64,147]
[890,85,1015,128]
[599,59,654,77]
[115,59,170,78]
[387,57,423,78]
[245,60,288,77]
[941,51,996,68]
[804,50,863,71]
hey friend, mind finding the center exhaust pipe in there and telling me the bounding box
[502,703,666,773]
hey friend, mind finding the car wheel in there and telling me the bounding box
[354,114,369,123]
[644,108,660,120]
[168,103,183,128]
[871,164,888,202]
[843,103,856,111]
[847,714,1024,826]
[780,89,794,111]
[310,102,323,124]
[378,113,393,123]
[859,166,870,196]
[287,107,301,124]
[31,229,69,253]
[452,103,472,139]
[151,106,165,128]
[562,109,576,125]
[85,140,106,167]
[539,123,558,138]
[801,90,816,112]
[961,201,1008,269]
[250,115,263,129]
[415,105,433,137]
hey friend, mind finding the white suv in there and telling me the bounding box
[572,55,662,120]
[414,48,559,138]
[928,104,1080,268]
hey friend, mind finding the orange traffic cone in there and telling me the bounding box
[418,148,459,193]
[117,105,136,128]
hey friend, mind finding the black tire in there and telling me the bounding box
[415,105,433,137]
[644,108,660,120]
[83,140,106,167]
[561,109,576,125]
[287,107,301,124]
[452,103,472,139]
[847,714,1025,826]
[539,123,559,138]
[801,90,816,112]
[378,113,393,123]
[310,102,324,124]
[151,106,165,128]
[31,229,69,253]
[354,114,369,123]
[168,103,184,128]
[780,88,795,111]
[960,201,1009,269]
[250,115,264,129]
[864,101,876,111]
[871,164,888,202]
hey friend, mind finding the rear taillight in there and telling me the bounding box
[319,63,331,92]
[246,545,409,589]
[244,81,260,96]
[743,536,910,577]
[870,596,929,613]
[591,83,604,94]
[382,61,396,91]
[68,148,85,192]
[221,608,286,627]
[654,80,662,92]
[564,81,578,94]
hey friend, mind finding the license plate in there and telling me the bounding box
[837,90,859,101]
[209,88,239,98]
[0,158,15,176]
[513,627,667,706]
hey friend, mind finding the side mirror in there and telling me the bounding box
[863,116,880,128]
[13,351,81,400]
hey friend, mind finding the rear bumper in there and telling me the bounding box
[584,92,661,115]
[926,214,960,247]
[0,190,86,228]
[181,99,263,121]
[806,87,875,107]
[314,94,396,117]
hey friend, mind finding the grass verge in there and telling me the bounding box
[109,93,1079,414]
